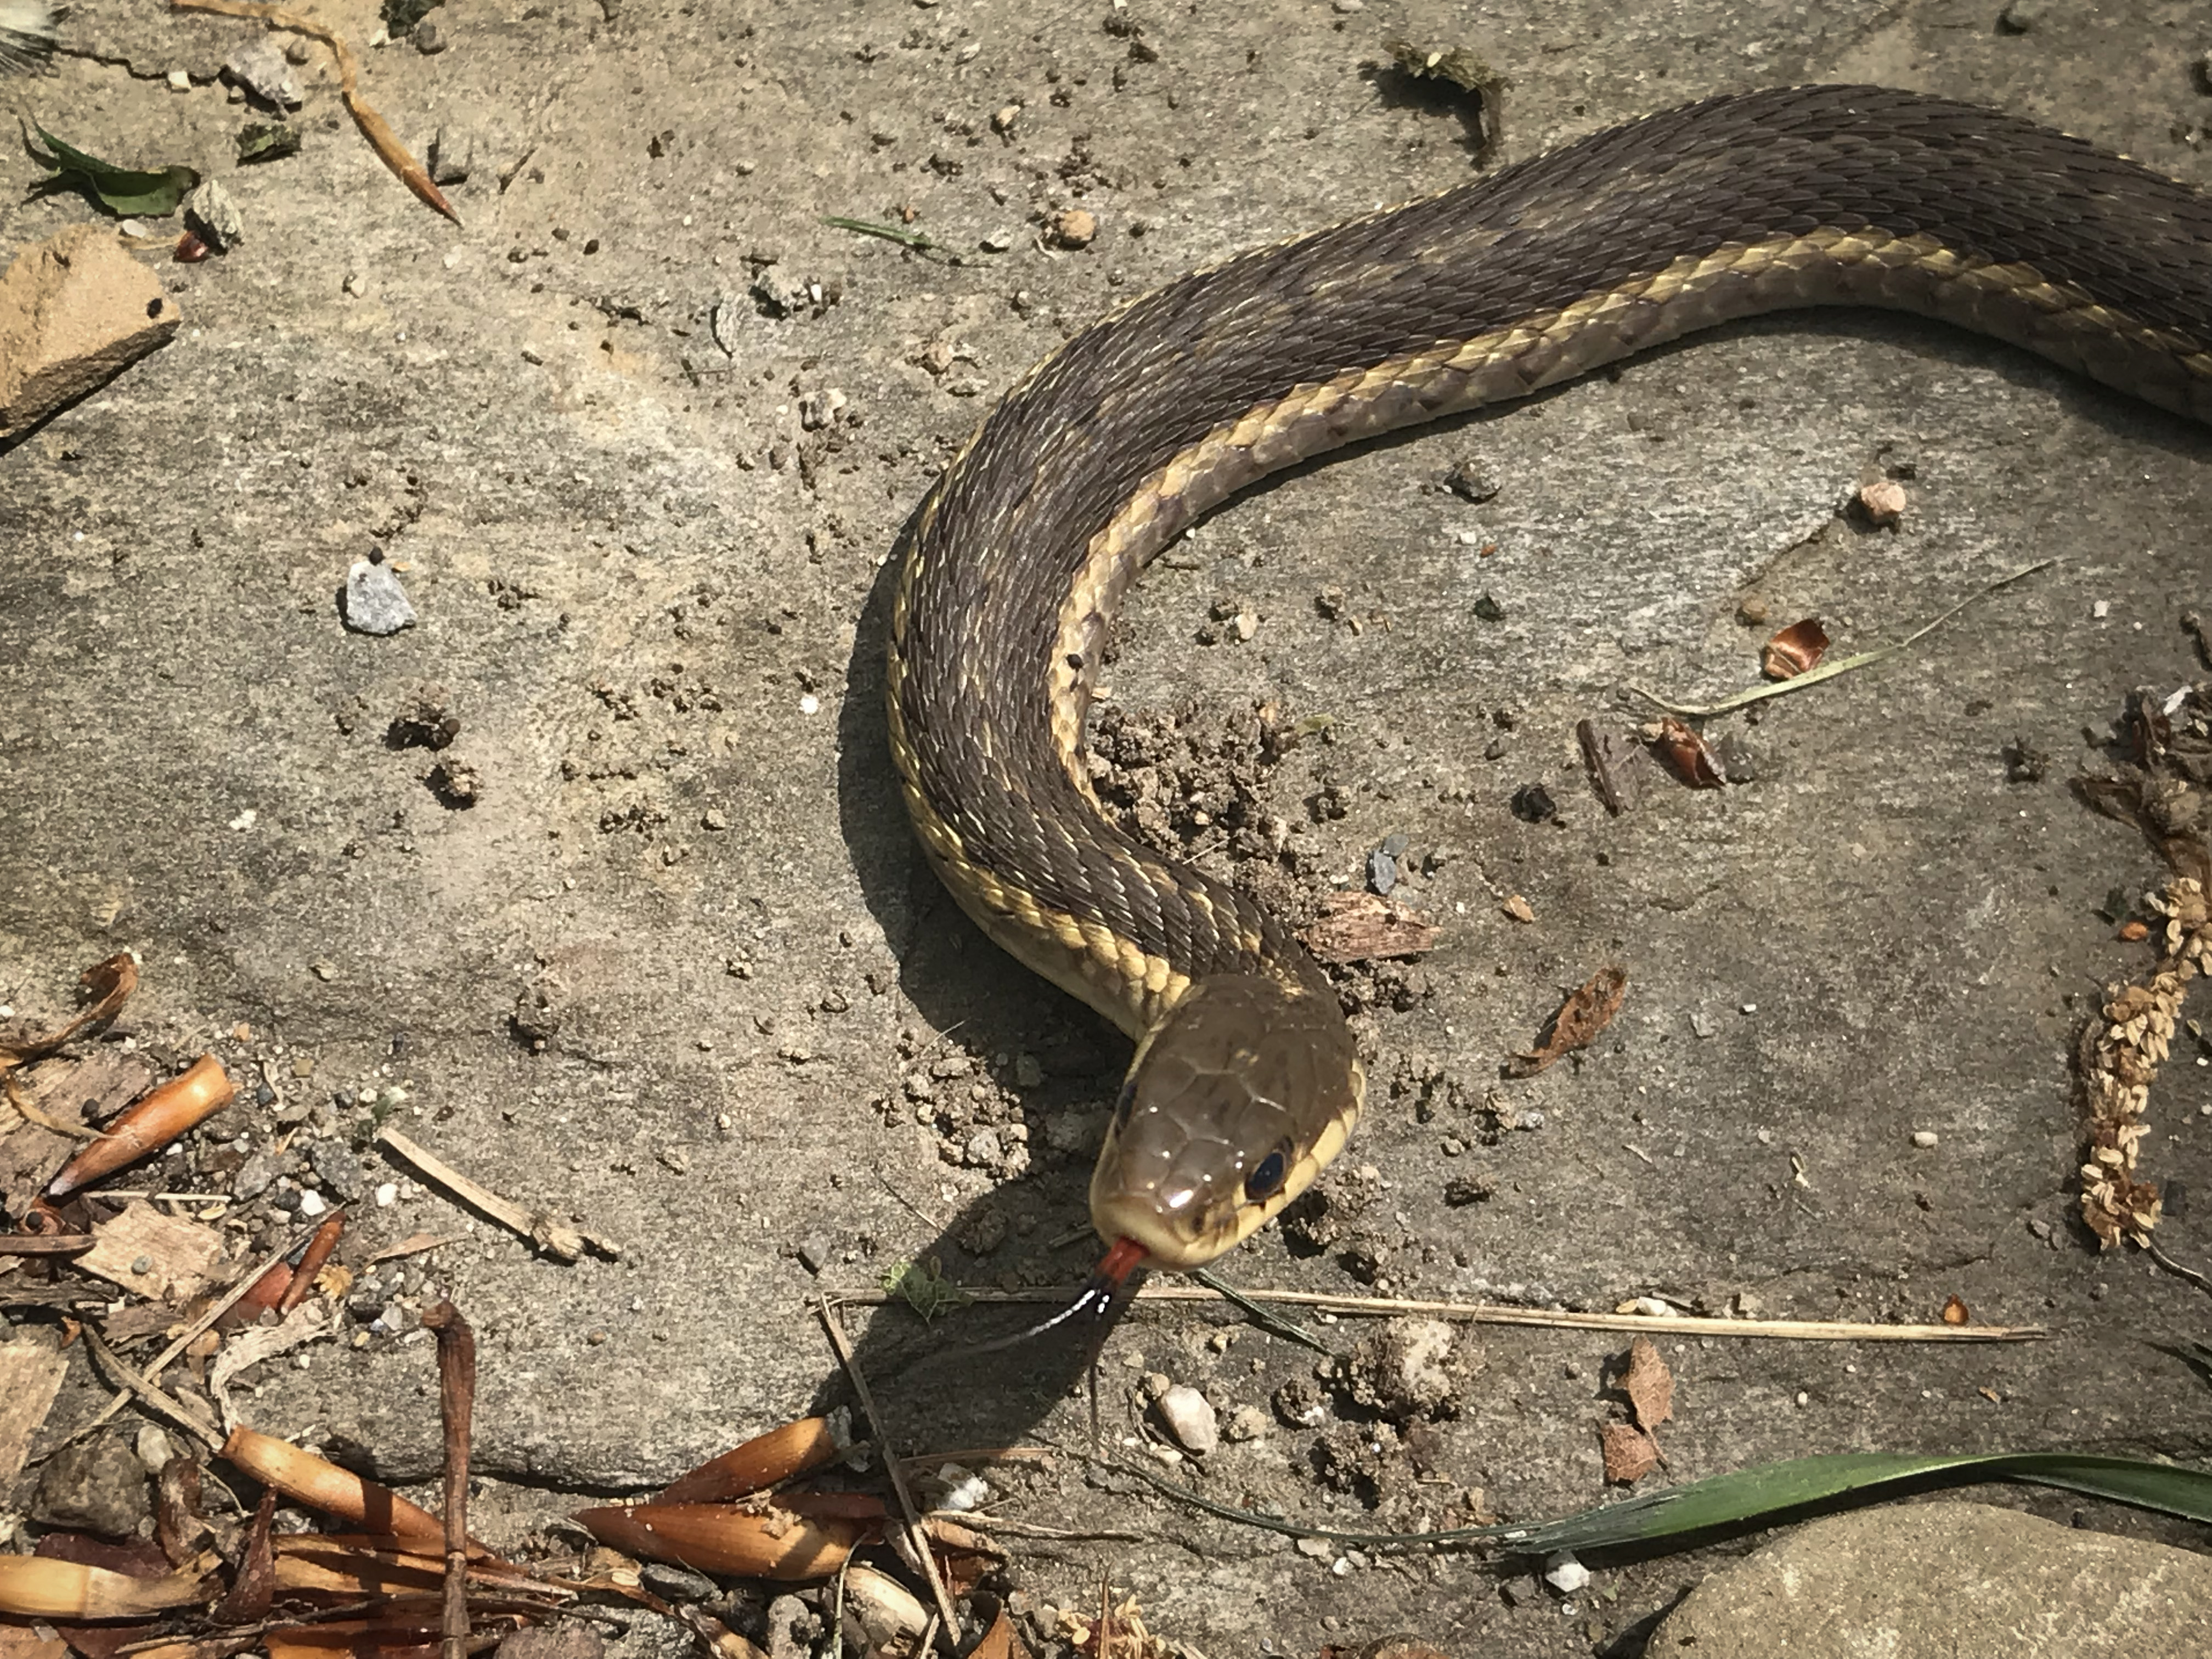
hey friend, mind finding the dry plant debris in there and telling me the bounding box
[2079,876,2210,1249]
[1649,718,1725,789]
[168,0,460,224]
[1300,891,1441,965]
[1599,1336,1674,1486]
[1760,618,1830,680]
[1504,964,1628,1078]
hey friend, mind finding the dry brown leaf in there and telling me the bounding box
[1300,891,1441,965]
[1599,1420,1660,1486]
[970,1605,1031,1659]
[1650,717,1725,789]
[1760,618,1830,680]
[1500,894,1535,924]
[1622,1334,1674,1430]
[1504,964,1628,1078]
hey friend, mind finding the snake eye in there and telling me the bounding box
[1244,1150,1288,1202]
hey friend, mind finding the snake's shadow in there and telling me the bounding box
[822,303,2208,1454]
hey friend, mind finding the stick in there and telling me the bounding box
[420,1304,476,1659]
[376,1128,616,1262]
[1632,558,2056,719]
[82,1327,222,1449]
[833,1283,2044,1342]
[815,1298,960,1655]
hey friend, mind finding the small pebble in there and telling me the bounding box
[1996,0,2045,32]
[1911,1130,1939,1149]
[374,1181,399,1207]
[1543,1554,1590,1594]
[1048,208,1097,249]
[796,1236,832,1276]
[343,558,417,634]
[1857,478,1908,526]
[414,20,445,53]
[167,69,191,91]
[1155,1384,1218,1453]
[297,1189,328,1218]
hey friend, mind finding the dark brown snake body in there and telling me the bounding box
[884,85,2212,1277]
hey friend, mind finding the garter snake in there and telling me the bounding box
[884,84,2212,1284]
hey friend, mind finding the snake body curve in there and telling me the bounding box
[885,84,2212,1275]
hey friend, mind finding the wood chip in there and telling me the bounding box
[1504,964,1628,1078]
[0,1339,70,1484]
[12,1052,157,1133]
[77,1203,228,1302]
[1299,891,1441,964]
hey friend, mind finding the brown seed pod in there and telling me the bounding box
[219,1429,450,1558]
[175,232,209,263]
[49,1054,235,1198]
[657,1415,842,1503]
[1760,617,1830,680]
[0,1554,212,1620]
[573,1502,866,1581]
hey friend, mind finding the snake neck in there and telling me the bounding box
[885,83,2212,1036]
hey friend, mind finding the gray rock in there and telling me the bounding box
[32,1435,152,1539]
[640,1560,715,1600]
[232,1150,279,1199]
[184,180,245,252]
[343,558,417,635]
[1651,1502,2212,1657]
[309,1139,368,1201]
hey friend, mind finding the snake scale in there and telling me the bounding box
[884,84,2212,1294]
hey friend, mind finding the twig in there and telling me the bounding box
[2183,611,2212,672]
[421,1303,477,1659]
[82,1325,222,1449]
[822,215,944,255]
[1632,558,2056,719]
[833,1282,2044,1342]
[2148,1239,2212,1296]
[377,1127,618,1262]
[816,1297,960,1655]
[167,0,460,224]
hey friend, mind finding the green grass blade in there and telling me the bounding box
[1495,1452,2212,1554]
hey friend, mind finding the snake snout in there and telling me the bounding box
[1088,973,1364,1270]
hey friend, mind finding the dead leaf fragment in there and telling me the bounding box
[1300,891,1441,964]
[1500,895,1535,925]
[1621,1334,1674,1430]
[0,956,138,1071]
[1651,718,1725,788]
[1505,964,1628,1078]
[1761,618,1830,680]
[1599,1420,1661,1486]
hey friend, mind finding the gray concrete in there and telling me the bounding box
[1651,1500,2212,1656]
[2,1,2209,1655]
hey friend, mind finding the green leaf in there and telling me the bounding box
[880,1255,972,1322]
[29,121,201,217]
[236,122,301,164]
[1491,1452,2212,1555]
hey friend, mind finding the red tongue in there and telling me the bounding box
[1096,1235,1147,1287]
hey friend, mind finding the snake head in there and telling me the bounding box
[1088,973,1364,1271]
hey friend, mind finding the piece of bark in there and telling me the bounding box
[0,1339,71,1484]
[0,227,182,441]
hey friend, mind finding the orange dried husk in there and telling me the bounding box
[270,1539,550,1602]
[0,1554,212,1620]
[1760,618,1830,680]
[220,1431,468,1560]
[49,1055,234,1197]
[574,1502,867,1581]
[262,1614,448,1659]
[658,1417,842,1503]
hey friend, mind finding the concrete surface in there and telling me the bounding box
[2,1,2210,1655]
[1648,1499,2212,1656]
